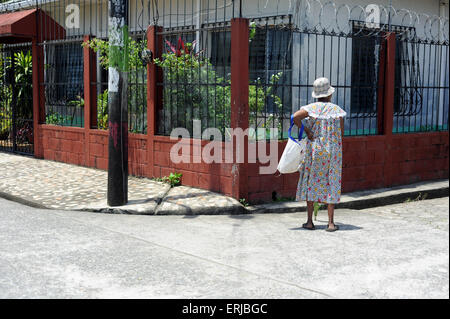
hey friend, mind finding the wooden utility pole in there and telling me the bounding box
[107,0,129,206]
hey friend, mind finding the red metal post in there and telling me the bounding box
[146,25,163,178]
[83,35,98,165]
[83,35,98,129]
[230,18,249,201]
[32,39,45,158]
[382,32,396,187]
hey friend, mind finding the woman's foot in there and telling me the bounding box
[302,222,315,230]
[326,223,339,232]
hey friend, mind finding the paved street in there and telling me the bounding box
[0,197,448,299]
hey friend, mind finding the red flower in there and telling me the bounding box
[165,37,193,57]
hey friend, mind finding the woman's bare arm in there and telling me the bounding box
[293,109,314,140]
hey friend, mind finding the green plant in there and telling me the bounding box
[0,116,11,140]
[0,94,12,139]
[13,50,33,117]
[0,49,33,134]
[249,22,257,42]
[45,111,66,125]
[97,89,109,129]
[160,172,183,187]
[84,37,284,137]
[239,198,250,207]
[82,37,147,71]
[314,202,325,221]
[249,72,284,133]
[404,192,428,203]
[154,39,231,134]
[83,38,148,133]
[154,38,284,138]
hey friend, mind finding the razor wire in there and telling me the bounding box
[253,0,448,43]
[0,0,447,43]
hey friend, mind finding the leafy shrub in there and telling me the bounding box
[45,111,66,125]
[97,89,109,129]
[153,172,183,187]
[83,38,147,133]
[154,40,231,135]
[155,38,284,138]
[83,37,284,137]
[163,172,183,187]
[0,49,33,138]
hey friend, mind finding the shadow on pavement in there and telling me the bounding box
[289,223,363,231]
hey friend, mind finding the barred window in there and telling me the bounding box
[45,42,84,103]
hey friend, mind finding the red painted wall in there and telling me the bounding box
[37,125,234,197]
[247,132,449,203]
[37,124,448,204]
[38,125,147,177]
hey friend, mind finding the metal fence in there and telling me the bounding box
[155,22,232,137]
[393,33,449,133]
[291,21,386,137]
[248,16,293,140]
[151,0,449,139]
[0,0,448,139]
[0,0,152,133]
[154,0,235,137]
[43,38,85,128]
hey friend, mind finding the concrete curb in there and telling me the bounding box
[0,178,448,216]
[248,180,449,214]
[0,191,48,210]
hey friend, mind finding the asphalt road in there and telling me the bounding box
[0,197,448,299]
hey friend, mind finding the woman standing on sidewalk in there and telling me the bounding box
[293,77,346,232]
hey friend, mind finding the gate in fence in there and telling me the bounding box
[0,43,34,155]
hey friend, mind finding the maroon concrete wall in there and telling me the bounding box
[245,132,449,203]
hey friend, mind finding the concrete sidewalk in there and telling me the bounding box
[0,151,448,215]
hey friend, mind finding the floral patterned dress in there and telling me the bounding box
[296,102,346,204]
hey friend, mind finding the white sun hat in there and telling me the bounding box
[312,77,335,98]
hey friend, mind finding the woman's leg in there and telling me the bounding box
[303,201,315,229]
[327,204,338,230]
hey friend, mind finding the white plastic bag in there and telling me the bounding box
[277,115,306,174]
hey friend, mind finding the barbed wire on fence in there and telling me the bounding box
[0,0,448,43]
[270,0,448,43]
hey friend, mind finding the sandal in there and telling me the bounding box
[326,224,339,232]
[302,223,315,230]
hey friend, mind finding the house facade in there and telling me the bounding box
[0,0,448,203]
